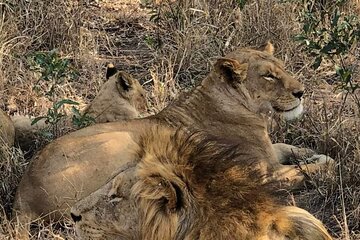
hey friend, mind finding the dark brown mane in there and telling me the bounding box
[135,124,280,239]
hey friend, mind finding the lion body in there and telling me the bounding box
[70,124,332,240]
[13,45,333,237]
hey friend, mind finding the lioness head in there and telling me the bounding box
[85,65,147,123]
[71,126,331,240]
[106,65,147,114]
[217,42,304,120]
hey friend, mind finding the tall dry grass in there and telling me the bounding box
[1,0,104,238]
[0,0,104,115]
[1,0,360,239]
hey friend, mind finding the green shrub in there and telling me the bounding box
[294,0,360,93]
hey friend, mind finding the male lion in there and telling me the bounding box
[13,44,333,234]
[70,123,332,240]
[11,68,147,152]
[0,109,15,147]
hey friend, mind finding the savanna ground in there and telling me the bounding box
[1,0,360,239]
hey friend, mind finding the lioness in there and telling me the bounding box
[11,68,147,152]
[70,123,332,240]
[13,44,333,232]
[84,65,147,123]
[0,109,15,147]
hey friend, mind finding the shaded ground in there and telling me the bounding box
[83,0,155,83]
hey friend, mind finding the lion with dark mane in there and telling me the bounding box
[71,123,332,240]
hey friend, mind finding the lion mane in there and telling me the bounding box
[71,124,332,240]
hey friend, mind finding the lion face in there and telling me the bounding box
[85,68,148,123]
[71,166,139,240]
[225,43,304,120]
[113,71,147,114]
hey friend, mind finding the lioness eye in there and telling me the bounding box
[263,74,276,82]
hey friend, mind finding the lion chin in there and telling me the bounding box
[279,103,303,121]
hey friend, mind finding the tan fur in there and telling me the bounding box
[70,125,332,239]
[84,70,147,123]
[11,115,47,154]
[13,45,333,234]
[11,70,146,152]
[0,109,15,146]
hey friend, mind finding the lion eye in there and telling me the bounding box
[108,193,123,204]
[109,193,118,199]
[110,197,123,204]
[263,74,276,82]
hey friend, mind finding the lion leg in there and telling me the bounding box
[12,211,33,240]
[272,143,334,165]
[272,159,334,190]
[12,173,65,239]
[270,206,332,239]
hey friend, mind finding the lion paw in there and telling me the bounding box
[305,154,335,165]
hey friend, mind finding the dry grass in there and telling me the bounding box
[1,0,360,239]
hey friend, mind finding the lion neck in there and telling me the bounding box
[154,72,269,143]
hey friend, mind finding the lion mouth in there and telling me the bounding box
[273,103,303,121]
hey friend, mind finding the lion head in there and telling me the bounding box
[84,65,147,123]
[218,42,304,121]
[71,125,331,240]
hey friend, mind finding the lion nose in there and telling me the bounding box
[71,212,82,222]
[292,90,304,99]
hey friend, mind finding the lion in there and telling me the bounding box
[0,109,15,147]
[83,65,147,123]
[11,67,147,153]
[70,123,332,240]
[13,43,334,236]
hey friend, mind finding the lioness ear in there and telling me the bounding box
[263,41,275,55]
[116,71,135,92]
[106,63,118,80]
[214,58,248,83]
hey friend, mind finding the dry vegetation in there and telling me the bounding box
[0,0,360,239]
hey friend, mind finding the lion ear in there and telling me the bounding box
[263,41,275,55]
[137,176,182,214]
[214,58,248,83]
[106,63,118,80]
[116,71,135,92]
[158,178,180,213]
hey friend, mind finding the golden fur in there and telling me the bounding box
[13,44,333,235]
[0,109,15,146]
[71,124,332,240]
[84,69,147,123]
